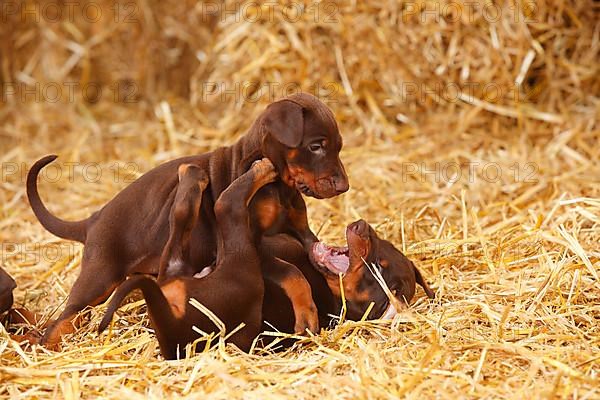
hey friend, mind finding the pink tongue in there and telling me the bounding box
[312,242,350,274]
[326,253,349,274]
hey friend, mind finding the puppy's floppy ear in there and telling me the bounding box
[262,100,304,148]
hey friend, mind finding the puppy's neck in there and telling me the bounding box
[205,117,265,199]
[233,116,266,172]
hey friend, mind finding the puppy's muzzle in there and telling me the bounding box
[315,170,349,198]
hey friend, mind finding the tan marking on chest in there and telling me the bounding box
[161,280,188,319]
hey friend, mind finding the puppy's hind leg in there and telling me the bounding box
[210,159,277,351]
[158,164,209,281]
[41,250,124,348]
[213,159,278,254]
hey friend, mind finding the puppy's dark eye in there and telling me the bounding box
[308,141,325,153]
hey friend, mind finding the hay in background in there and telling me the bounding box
[0,0,598,398]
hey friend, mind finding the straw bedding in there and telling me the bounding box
[0,0,598,398]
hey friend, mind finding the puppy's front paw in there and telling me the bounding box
[294,303,319,335]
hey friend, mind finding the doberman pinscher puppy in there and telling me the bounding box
[0,267,17,316]
[99,217,434,358]
[262,220,435,333]
[0,268,46,343]
[112,160,431,340]
[99,159,277,359]
[311,219,435,320]
[27,93,348,346]
[157,163,319,333]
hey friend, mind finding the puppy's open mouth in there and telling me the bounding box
[311,242,349,274]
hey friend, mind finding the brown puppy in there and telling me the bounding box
[311,220,435,320]
[27,93,348,346]
[99,159,277,359]
[153,200,432,337]
[100,218,433,357]
[0,268,46,343]
[0,267,17,316]
[157,163,319,333]
[261,221,435,335]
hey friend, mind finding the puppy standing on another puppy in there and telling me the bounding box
[99,159,278,359]
[100,212,435,358]
[27,93,349,346]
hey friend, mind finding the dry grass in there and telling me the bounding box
[1,0,599,398]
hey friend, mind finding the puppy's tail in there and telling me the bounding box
[98,275,177,334]
[412,263,435,299]
[27,155,88,243]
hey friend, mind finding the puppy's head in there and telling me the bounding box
[260,93,349,199]
[312,220,423,320]
[0,267,16,314]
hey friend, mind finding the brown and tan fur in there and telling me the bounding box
[27,93,348,347]
[156,162,319,333]
[99,159,278,359]
[315,220,435,320]
[261,221,435,336]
